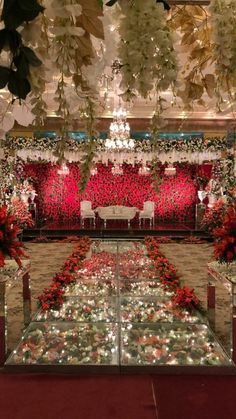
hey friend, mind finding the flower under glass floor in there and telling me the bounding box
[6,240,232,372]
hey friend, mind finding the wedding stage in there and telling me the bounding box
[23,219,210,240]
[21,161,211,238]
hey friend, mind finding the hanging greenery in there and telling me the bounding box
[78,98,98,193]
[210,0,236,107]
[169,5,215,110]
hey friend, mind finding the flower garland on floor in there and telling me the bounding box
[0,206,25,267]
[212,200,236,264]
[37,236,91,310]
[144,236,200,311]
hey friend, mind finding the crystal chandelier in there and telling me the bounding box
[164,164,176,177]
[57,162,69,176]
[112,164,123,175]
[139,165,150,175]
[105,108,135,150]
[91,166,98,176]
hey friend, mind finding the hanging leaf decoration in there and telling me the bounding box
[0,67,11,88]
[0,29,22,53]
[8,71,31,99]
[106,0,170,11]
[0,0,43,100]
[2,0,44,29]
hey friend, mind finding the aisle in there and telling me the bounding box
[5,239,231,370]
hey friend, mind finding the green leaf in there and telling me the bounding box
[97,0,103,7]
[0,66,10,88]
[21,46,42,67]
[8,71,31,99]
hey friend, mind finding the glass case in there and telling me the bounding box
[120,296,203,324]
[35,297,117,322]
[64,280,117,297]
[6,322,119,366]
[5,240,233,370]
[120,279,173,298]
[120,323,231,366]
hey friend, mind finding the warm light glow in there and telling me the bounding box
[111,164,123,175]
[164,165,176,177]
[105,107,135,150]
[57,162,69,176]
[91,167,98,176]
[139,165,150,175]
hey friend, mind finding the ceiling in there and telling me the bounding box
[3,0,236,135]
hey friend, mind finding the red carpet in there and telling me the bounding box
[1,373,236,419]
[0,374,156,419]
[152,375,236,419]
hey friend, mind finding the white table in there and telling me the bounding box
[95,205,138,228]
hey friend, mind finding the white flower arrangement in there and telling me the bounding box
[210,0,236,96]
[118,0,178,100]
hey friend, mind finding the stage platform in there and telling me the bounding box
[23,219,210,240]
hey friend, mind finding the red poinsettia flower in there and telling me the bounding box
[172,286,200,311]
[212,202,236,264]
[0,206,25,267]
[37,236,91,310]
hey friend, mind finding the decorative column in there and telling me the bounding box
[231,282,236,364]
[207,281,216,330]
[22,270,31,326]
[0,276,7,366]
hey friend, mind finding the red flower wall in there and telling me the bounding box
[23,163,197,222]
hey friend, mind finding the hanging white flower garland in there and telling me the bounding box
[117,0,178,100]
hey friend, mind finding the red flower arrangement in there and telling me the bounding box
[172,286,200,312]
[38,283,65,311]
[24,163,196,222]
[213,202,236,264]
[52,271,75,287]
[144,235,200,310]
[38,236,91,310]
[201,199,228,234]
[10,197,34,229]
[0,206,25,267]
[145,237,180,287]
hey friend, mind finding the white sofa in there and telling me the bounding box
[95,205,138,227]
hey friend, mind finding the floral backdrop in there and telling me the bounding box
[23,163,198,223]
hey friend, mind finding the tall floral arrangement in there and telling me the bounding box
[9,197,34,229]
[0,206,25,267]
[201,199,228,233]
[213,201,236,264]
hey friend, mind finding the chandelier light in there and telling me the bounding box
[112,164,123,175]
[91,167,98,176]
[139,165,150,175]
[105,107,135,150]
[57,162,69,176]
[164,164,176,177]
